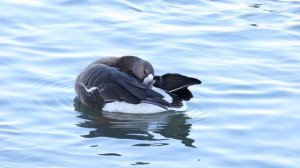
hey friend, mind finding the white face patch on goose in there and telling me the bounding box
[143,74,154,86]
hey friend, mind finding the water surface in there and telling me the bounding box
[1,0,300,167]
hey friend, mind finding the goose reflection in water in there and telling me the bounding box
[73,98,196,148]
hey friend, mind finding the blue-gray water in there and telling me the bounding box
[1,0,300,167]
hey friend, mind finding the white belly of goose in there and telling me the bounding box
[103,87,187,114]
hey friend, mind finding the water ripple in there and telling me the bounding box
[1,0,300,168]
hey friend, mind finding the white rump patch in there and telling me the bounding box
[103,102,167,114]
[152,87,172,103]
[103,101,187,114]
[103,87,187,114]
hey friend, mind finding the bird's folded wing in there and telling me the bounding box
[153,73,201,101]
[75,64,170,109]
[154,73,201,92]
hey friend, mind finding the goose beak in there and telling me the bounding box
[143,74,154,88]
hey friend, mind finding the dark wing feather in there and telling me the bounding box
[154,73,201,92]
[172,88,193,101]
[75,64,170,109]
[154,73,201,101]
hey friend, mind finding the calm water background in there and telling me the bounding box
[1,0,300,167]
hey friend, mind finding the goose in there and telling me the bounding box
[75,56,201,114]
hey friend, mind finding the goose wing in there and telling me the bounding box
[75,64,170,109]
[154,73,201,101]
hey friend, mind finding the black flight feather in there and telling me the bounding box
[154,73,201,101]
